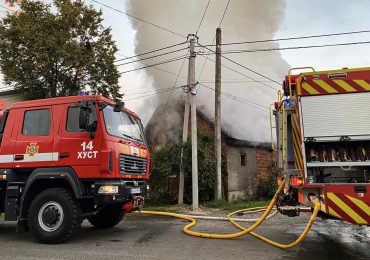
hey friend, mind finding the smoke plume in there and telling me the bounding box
[125,0,289,145]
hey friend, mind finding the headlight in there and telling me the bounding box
[147,185,150,191]
[98,185,119,194]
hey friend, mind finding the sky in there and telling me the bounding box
[0,0,369,141]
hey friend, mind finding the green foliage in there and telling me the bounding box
[0,0,121,100]
[148,143,182,204]
[257,171,279,198]
[148,130,227,204]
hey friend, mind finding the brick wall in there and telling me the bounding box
[252,147,277,193]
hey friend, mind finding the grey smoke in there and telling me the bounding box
[125,0,290,144]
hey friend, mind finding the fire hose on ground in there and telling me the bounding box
[137,179,321,250]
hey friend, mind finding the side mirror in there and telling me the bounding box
[113,101,125,112]
[79,107,88,130]
[79,101,97,138]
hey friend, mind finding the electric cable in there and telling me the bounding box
[195,0,211,36]
[115,41,188,62]
[162,50,190,112]
[200,41,370,54]
[197,51,279,91]
[197,0,231,83]
[218,0,231,27]
[118,55,188,74]
[124,86,183,101]
[197,41,281,85]
[203,29,370,47]
[198,83,268,113]
[0,4,12,11]
[92,0,186,39]
[116,46,189,66]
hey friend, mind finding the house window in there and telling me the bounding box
[240,153,246,166]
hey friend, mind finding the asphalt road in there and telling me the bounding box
[0,212,369,260]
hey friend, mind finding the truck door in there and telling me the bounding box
[57,103,103,178]
[14,106,56,168]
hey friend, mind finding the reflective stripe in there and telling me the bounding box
[328,207,342,219]
[314,80,338,93]
[302,82,320,95]
[333,79,356,92]
[345,195,370,217]
[354,79,370,90]
[0,153,59,163]
[0,155,15,163]
[327,192,366,224]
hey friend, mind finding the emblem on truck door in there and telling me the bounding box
[26,143,39,157]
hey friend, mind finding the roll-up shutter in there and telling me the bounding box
[300,92,370,138]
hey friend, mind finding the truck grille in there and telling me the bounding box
[119,154,147,175]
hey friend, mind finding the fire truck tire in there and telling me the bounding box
[88,204,124,228]
[28,188,82,244]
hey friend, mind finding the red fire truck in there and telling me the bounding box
[273,67,370,224]
[0,95,150,243]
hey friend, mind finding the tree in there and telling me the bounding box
[0,0,121,100]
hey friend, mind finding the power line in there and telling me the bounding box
[197,41,281,85]
[124,86,183,101]
[92,0,186,39]
[218,0,231,27]
[198,83,268,113]
[0,4,12,11]
[163,51,189,111]
[204,40,370,54]
[115,41,187,62]
[116,46,189,66]
[196,47,279,90]
[118,55,188,74]
[197,0,231,83]
[117,52,188,80]
[202,29,370,47]
[195,0,211,35]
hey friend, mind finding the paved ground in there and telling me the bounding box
[0,212,369,260]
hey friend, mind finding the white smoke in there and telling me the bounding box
[125,0,290,144]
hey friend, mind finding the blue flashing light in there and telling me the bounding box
[285,100,291,107]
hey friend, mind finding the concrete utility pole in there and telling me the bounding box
[215,28,222,200]
[189,37,199,210]
[178,52,191,205]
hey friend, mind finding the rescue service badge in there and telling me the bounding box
[26,143,39,157]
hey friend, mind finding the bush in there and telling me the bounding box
[148,130,227,205]
[257,171,278,198]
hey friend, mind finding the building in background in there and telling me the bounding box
[0,89,24,108]
[197,112,276,201]
[147,109,276,201]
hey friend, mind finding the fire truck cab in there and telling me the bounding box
[0,95,150,243]
[273,67,370,224]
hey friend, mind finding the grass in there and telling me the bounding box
[203,199,270,212]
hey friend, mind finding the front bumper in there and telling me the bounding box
[93,180,147,205]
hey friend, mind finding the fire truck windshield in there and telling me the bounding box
[102,105,146,144]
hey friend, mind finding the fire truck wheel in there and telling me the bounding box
[28,188,82,244]
[88,204,124,228]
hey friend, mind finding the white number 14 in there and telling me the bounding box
[81,141,93,151]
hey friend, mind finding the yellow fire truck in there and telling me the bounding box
[272,67,370,225]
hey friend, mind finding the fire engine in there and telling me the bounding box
[272,67,370,224]
[0,95,150,243]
